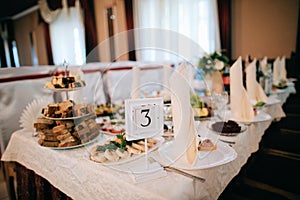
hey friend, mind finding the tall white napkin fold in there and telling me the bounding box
[280,56,287,81]
[131,66,141,99]
[161,64,172,101]
[246,59,268,103]
[230,56,254,121]
[273,56,281,85]
[260,56,268,76]
[163,62,198,166]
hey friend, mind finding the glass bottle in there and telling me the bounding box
[222,65,230,95]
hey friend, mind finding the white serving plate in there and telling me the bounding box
[158,139,237,170]
[219,110,272,124]
[87,136,165,166]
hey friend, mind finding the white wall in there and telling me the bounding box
[231,0,299,60]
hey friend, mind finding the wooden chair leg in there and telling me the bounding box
[3,162,17,200]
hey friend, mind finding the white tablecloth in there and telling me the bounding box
[1,87,291,200]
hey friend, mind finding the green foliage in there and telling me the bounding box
[190,93,205,108]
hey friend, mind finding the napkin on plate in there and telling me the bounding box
[230,56,254,121]
[260,56,268,76]
[273,56,281,85]
[280,56,287,81]
[162,62,198,166]
[131,66,141,99]
[246,59,268,103]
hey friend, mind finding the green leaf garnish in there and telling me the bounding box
[96,143,118,152]
[255,101,266,107]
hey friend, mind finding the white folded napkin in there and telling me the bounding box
[280,56,287,81]
[246,59,268,103]
[131,66,141,99]
[161,64,172,101]
[273,57,281,85]
[260,56,268,76]
[230,56,254,121]
[162,62,198,166]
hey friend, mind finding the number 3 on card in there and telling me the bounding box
[125,98,164,141]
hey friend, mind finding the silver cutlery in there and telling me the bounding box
[149,157,206,183]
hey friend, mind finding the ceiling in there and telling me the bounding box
[0,0,37,20]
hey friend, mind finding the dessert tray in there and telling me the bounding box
[45,86,84,92]
[158,138,237,170]
[33,67,100,149]
[49,133,101,150]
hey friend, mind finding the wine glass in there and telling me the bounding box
[212,91,228,120]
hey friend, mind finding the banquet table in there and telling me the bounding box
[1,85,295,200]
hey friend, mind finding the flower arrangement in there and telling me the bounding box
[198,50,229,75]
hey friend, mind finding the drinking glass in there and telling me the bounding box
[212,91,228,120]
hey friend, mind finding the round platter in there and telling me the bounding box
[42,112,94,120]
[49,133,102,150]
[44,86,84,92]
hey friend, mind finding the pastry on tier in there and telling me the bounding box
[41,100,93,118]
[34,114,99,148]
[45,75,85,89]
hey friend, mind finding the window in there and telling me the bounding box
[40,0,86,66]
[133,0,220,63]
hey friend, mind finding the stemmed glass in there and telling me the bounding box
[212,91,228,121]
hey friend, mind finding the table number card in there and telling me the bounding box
[125,98,163,141]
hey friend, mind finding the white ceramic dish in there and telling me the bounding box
[87,136,165,166]
[43,113,93,120]
[158,139,237,170]
[219,110,272,124]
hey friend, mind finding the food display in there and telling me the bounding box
[190,93,212,118]
[42,100,94,119]
[34,114,99,147]
[211,120,242,134]
[198,138,216,151]
[45,75,85,89]
[89,134,159,163]
[34,68,100,148]
[252,101,266,116]
[98,119,125,135]
[95,103,121,117]
[273,79,287,89]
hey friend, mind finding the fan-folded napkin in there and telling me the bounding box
[280,56,287,81]
[162,62,198,166]
[273,57,281,85]
[246,59,268,103]
[260,56,268,76]
[230,57,254,121]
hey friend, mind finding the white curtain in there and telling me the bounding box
[133,0,220,63]
[39,0,86,66]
